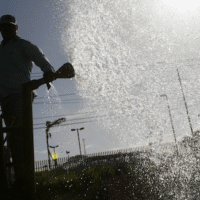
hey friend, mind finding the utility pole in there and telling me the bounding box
[161,94,179,155]
[177,68,193,136]
[82,139,86,155]
[46,121,52,170]
[71,127,84,156]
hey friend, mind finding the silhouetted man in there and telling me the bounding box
[0,14,56,197]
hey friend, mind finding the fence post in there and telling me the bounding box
[22,83,36,199]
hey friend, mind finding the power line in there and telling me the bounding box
[33,111,98,120]
[2,102,200,130]
[33,105,156,130]
[32,105,142,121]
[33,113,133,130]
[16,106,200,130]
[33,106,138,122]
[33,114,108,126]
[33,120,96,130]
[33,100,86,104]
[33,102,84,104]
[34,99,86,103]
[34,98,83,101]
[35,107,194,132]
[33,89,200,104]
[35,93,79,99]
[32,92,200,104]
[32,98,200,122]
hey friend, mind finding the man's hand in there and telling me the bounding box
[43,71,56,83]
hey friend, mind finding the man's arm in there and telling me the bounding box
[21,39,55,74]
[21,39,56,83]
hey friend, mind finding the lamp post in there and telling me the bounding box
[71,127,84,156]
[45,121,52,170]
[160,94,179,155]
[50,145,59,167]
[46,118,66,169]
[177,68,193,136]
[82,139,86,155]
[66,151,70,160]
[66,151,70,168]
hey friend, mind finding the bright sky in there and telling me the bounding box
[1,0,200,165]
[162,0,200,12]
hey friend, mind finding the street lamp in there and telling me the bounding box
[161,94,179,155]
[46,118,66,169]
[66,151,70,161]
[71,127,84,156]
[46,121,52,170]
[82,139,86,155]
[50,145,59,167]
[177,68,193,136]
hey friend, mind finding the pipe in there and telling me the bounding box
[22,82,37,200]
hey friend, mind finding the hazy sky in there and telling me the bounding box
[1,0,200,164]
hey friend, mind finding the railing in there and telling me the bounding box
[2,129,181,185]
[4,137,199,189]
[34,140,194,173]
[34,146,150,172]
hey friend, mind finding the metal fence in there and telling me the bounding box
[4,137,199,197]
[7,139,198,180]
[34,145,151,172]
[34,141,188,173]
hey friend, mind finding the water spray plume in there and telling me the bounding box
[54,0,200,147]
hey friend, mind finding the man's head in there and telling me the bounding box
[0,14,18,41]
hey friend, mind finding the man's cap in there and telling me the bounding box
[0,14,17,26]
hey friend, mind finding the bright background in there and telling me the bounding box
[1,0,200,163]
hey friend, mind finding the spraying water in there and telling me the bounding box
[39,83,71,146]
[41,83,62,118]
[39,83,83,154]
[51,0,200,148]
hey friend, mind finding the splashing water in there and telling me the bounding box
[41,83,62,117]
[40,83,77,149]
[40,83,66,136]
[51,0,200,147]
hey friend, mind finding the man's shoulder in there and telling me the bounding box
[16,36,34,46]
[15,36,44,55]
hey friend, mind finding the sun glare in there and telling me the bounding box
[163,0,200,12]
